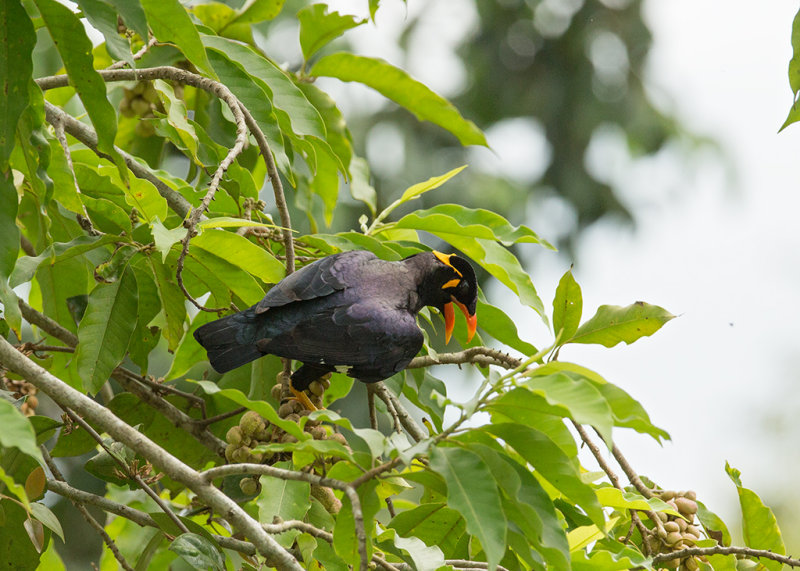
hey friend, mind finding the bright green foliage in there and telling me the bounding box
[0,1,788,570]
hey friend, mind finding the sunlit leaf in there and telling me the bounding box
[568,302,675,347]
[29,503,64,543]
[0,400,42,462]
[298,4,366,61]
[311,53,486,146]
[553,268,582,342]
[230,0,285,25]
[140,0,215,78]
[193,229,285,284]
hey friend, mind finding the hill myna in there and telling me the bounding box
[194,250,478,407]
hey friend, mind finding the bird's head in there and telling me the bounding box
[429,251,478,344]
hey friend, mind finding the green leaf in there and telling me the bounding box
[0,172,20,278]
[140,0,215,78]
[388,502,466,558]
[348,157,376,215]
[203,35,326,140]
[74,0,132,66]
[311,53,486,146]
[483,423,604,527]
[568,301,674,347]
[553,269,582,342]
[528,362,670,442]
[0,498,42,569]
[193,229,285,284]
[389,203,552,247]
[0,399,42,462]
[377,528,446,571]
[34,0,120,164]
[298,4,366,61]
[256,473,310,548]
[0,0,35,169]
[595,487,677,515]
[169,533,225,571]
[10,234,119,288]
[185,247,264,306]
[696,499,732,546]
[476,299,537,355]
[490,375,615,445]
[106,0,148,38]
[144,256,186,351]
[150,218,187,263]
[230,0,285,25]
[429,446,506,569]
[197,217,285,232]
[100,165,168,223]
[726,463,785,570]
[75,266,139,394]
[29,503,64,543]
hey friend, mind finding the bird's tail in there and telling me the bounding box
[193,309,262,373]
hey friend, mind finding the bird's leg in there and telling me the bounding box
[290,384,318,411]
[289,364,333,411]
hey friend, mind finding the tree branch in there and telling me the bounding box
[407,347,522,370]
[0,338,301,570]
[372,382,427,442]
[651,546,800,567]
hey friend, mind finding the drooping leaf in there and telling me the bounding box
[140,0,215,78]
[29,503,64,543]
[75,266,139,394]
[169,533,225,571]
[429,446,506,569]
[0,0,35,169]
[33,0,120,164]
[725,463,785,570]
[567,302,674,347]
[298,4,366,61]
[74,0,132,66]
[483,423,604,527]
[311,53,486,146]
[553,268,582,343]
[106,0,148,38]
[0,399,42,462]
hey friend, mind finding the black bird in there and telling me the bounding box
[193,250,478,406]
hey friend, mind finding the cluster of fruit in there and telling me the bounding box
[648,490,704,570]
[223,372,347,496]
[118,81,167,137]
[3,375,38,416]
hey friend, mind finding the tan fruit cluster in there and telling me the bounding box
[118,82,167,137]
[224,372,346,496]
[649,490,704,570]
[3,375,39,417]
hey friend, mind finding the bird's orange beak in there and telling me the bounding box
[444,298,477,344]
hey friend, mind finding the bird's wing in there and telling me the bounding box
[255,250,376,314]
[256,299,423,379]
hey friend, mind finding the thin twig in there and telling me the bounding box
[106,36,158,70]
[373,382,427,442]
[42,448,135,571]
[407,347,522,370]
[609,440,654,498]
[350,458,402,489]
[367,384,378,430]
[195,406,247,427]
[46,478,257,555]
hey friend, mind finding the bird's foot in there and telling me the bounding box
[290,386,318,412]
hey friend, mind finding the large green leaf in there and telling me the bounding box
[34,0,120,163]
[389,203,552,247]
[726,463,785,571]
[553,269,582,342]
[257,471,310,548]
[0,399,42,462]
[74,0,132,66]
[388,502,466,558]
[75,266,139,394]
[140,0,215,78]
[483,423,604,527]
[311,53,486,146]
[476,299,537,355]
[490,375,615,445]
[100,166,168,223]
[203,35,326,140]
[529,362,669,442]
[192,229,284,284]
[298,4,365,61]
[0,0,35,169]
[567,302,674,347]
[10,234,119,288]
[184,248,264,306]
[429,446,506,569]
[144,256,186,351]
[169,533,225,571]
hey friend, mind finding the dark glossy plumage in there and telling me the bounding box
[193,250,478,390]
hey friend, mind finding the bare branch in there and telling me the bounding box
[46,478,257,555]
[652,546,800,567]
[373,382,427,442]
[0,338,302,570]
[407,347,522,370]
